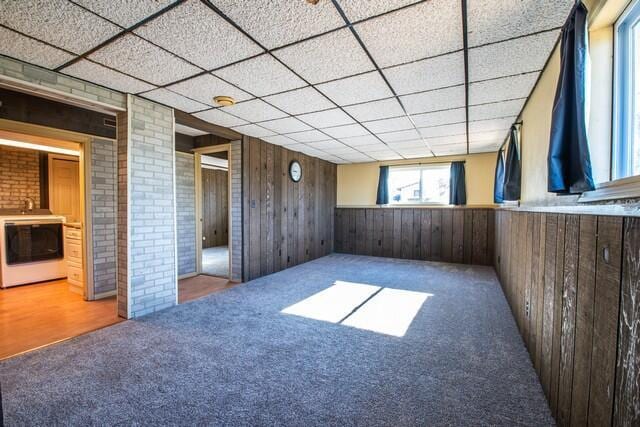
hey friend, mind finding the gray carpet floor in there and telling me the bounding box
[0,254,553,426]
[202,245,229,277]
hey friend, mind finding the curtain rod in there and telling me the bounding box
[387,160,465,167]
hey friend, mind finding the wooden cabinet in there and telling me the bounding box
[64,224,84,295]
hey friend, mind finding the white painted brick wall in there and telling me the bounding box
[175,152,196,276]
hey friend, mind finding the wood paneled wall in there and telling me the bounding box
[241,137,337,281]
[495,210,640,426]
[202,168,228,248]
[334,207,495,265]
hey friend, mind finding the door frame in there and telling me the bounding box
[193,144,232,279]
[0,119,98,300]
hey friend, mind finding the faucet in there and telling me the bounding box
[22,197,35,214]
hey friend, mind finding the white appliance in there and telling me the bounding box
[0,215,67,288]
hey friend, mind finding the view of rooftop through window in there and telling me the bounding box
[388,164,450,205]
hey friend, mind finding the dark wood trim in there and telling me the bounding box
[174,110,241,141]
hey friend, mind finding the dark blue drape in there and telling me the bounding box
[548,1,595,194]
[494,149,505,203]
[449,162,466,205]
[376,166,389,205]
[503,126,521,201]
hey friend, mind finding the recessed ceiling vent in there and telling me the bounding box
[103,118,116,128]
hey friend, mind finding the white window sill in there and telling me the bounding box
[579,174,640,203]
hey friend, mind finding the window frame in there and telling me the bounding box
[612,0,640,180]
[387,163,451,206]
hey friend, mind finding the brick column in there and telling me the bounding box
[117,95,177,318]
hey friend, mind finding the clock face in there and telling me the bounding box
[289,160,302,182]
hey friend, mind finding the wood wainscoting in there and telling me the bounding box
[334,207,495,265]
[241,136,337,281]
[494,209,640,426]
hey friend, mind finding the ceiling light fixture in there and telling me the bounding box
[0,138,80,156]
[213,96,236,107]
[306,0,320,4]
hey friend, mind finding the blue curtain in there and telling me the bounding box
[548,1,595,194]
[494,149,505,203]
[449,162,466,205]
[503,126,521,201]
[376,166,389,205]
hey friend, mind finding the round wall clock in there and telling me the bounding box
[289,160,302,182]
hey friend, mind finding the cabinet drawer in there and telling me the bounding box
[65,242,82,260]
[67,265,84,284]
[65,228,82,241]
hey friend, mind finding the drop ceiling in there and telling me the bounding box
[0,0,575,164]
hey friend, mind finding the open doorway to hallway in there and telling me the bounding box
[200,152,229,278]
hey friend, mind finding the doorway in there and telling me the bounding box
[196,145,231,279]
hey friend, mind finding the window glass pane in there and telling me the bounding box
[634,21,640,175]
[388,165,450,204]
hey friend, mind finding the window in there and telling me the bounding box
[614,0,640,179]
[388,164,450,205]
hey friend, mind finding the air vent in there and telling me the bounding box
[103,118,116,128]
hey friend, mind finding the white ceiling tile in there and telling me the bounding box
[468,99,526,121]
[0,27,75,69]
[73,0,174,27]
[339,152,375,162]
[316,71,393,106]
[354,0,462,68]
[272,28,374,84]
[469,73,538,106]
[210,0,344,49]
[327,145,361,155]
[0,0,120,55]
[432,143,467,156]
[423,134,467,146]
[338,0,422,22]
[232,123,275,138]
[383,51,465,95]
[370,151,403,161]
[297,145,329,158]
[469,130,509,143]
[386,139,426,149]
[379,129,420,143]
[469,117,517,133]
[400,85,466,114]
[167,73,252,107]
[469,141,502,153]
[306,140,348,150]
[88,34,200,85]
[469,31,559,82]
[357,143,395,153]
[467,0,574,47]
[339,134,381,146]
[262,135,298,146]
[134,1,263,70]
[297,108,355,128]
[220,99,287,122]
[141,88,209,113]
[396,149,432,159]
[263,87,334,115]
[364,116,414,134]
[214,54,306,97]
[418,123,466,139]
[343,98,405,122]
[284,143,305,152]
[61,59,155,93]
[286,130,331,143]
[193,108,249,128]
[411,108,466,128]
[323,124,370,139]
[259,117,311,134]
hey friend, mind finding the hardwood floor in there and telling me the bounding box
[0,279,121,360]
[179,275,237,303]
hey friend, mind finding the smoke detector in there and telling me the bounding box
[213,96,235,107]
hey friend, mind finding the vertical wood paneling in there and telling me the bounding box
[614,217,640,426]
[431,209,442,261]
[452,209,464,263]
[589,216,623,427]
[201,168,228,248]
[421,209,432,260]
[401,208,413,259]
[494,209,633,427]
[393,209,402,258]
[242,137,336,281]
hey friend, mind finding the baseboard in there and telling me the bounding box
[93,289,117,300]
[178,272,198,280]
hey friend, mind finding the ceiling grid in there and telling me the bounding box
[0,0,575,163]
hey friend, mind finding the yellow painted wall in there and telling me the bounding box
[337,153,496,206]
